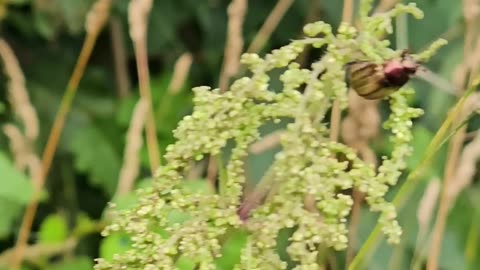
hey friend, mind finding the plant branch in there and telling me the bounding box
[9,2,111,268]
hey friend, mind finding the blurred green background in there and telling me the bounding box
[0,0,479,269]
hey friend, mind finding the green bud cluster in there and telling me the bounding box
[95,1,446,269]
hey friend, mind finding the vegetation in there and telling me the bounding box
[0,0,479,270]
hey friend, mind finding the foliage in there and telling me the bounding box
[95,1,445,269]
[0,0,479,270]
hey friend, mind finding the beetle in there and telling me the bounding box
[345,51,455,99]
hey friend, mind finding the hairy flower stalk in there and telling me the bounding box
[95,2,446,269]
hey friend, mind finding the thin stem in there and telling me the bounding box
[426,126,466,270]
[132,39,161,174]
[346,189,363,265]
[395,12,408,50]
[10,32,99,270]
[110,16,131,98]
[426,4,480,266]
[330,0,354,142]
[341,0,354,25]
[219,0,247,92]
[374,0,400,14]
[207,155,218,189]
[217,155,227,196]
[246,0,295,54]
[336,0,356,265]
[329,103,342,141]
[465,205,480,268]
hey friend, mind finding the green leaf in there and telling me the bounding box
[0,153,34,203]
[115,95,139,127]
[175,256,197,270]
[69,125,121,195]
[0,101,5,114]
[408,127,434,176]
[0,198,23,239]
[33,0,61,40]
[72,212,97,237]
[151,73,192,137]
[57,0,92,34]
[100,233,132,261]
[180,179,213,195]
[437,231,466,270]
[0,153,34,239]
[38,214,68,244]
[215,230,248,270]
[48,256,93,270]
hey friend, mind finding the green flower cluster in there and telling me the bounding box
[95,1,446,269]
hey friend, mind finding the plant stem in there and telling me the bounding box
[132,38,161,174]
[10,31,99,270]
[247,0,295,54]
[330,0,354,142]
[395,12,408,50]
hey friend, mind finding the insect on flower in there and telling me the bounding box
[345,51,455,99]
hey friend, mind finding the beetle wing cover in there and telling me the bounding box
[345,61,396,100]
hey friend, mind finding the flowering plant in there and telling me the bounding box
[95,1,446,269]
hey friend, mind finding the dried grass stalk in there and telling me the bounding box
[168,52,193,94]
[417,179,441,234]
[448,129,480,205]
[128,0,153,43]
[374,0,400,14]
[0,39,39,142]
[85,0,112,35]
[3,124,30,171]
[463,0,480,24]
[128,0,161,173]
[247,0,294,54]
[0,238,77,266]
[116,99,148,197]
[249,130,284,154]
[219,0,248,92]
[0,40,42,188]
[427,5,480,269]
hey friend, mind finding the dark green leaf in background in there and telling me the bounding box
[0,153,34,239]
[38,214,68,244]
[99,233,131,261]
[0,152,34,203]
[215,230,248,270]
[48,256,93,270]
[0,198,23,239]
[69,126,121,196]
